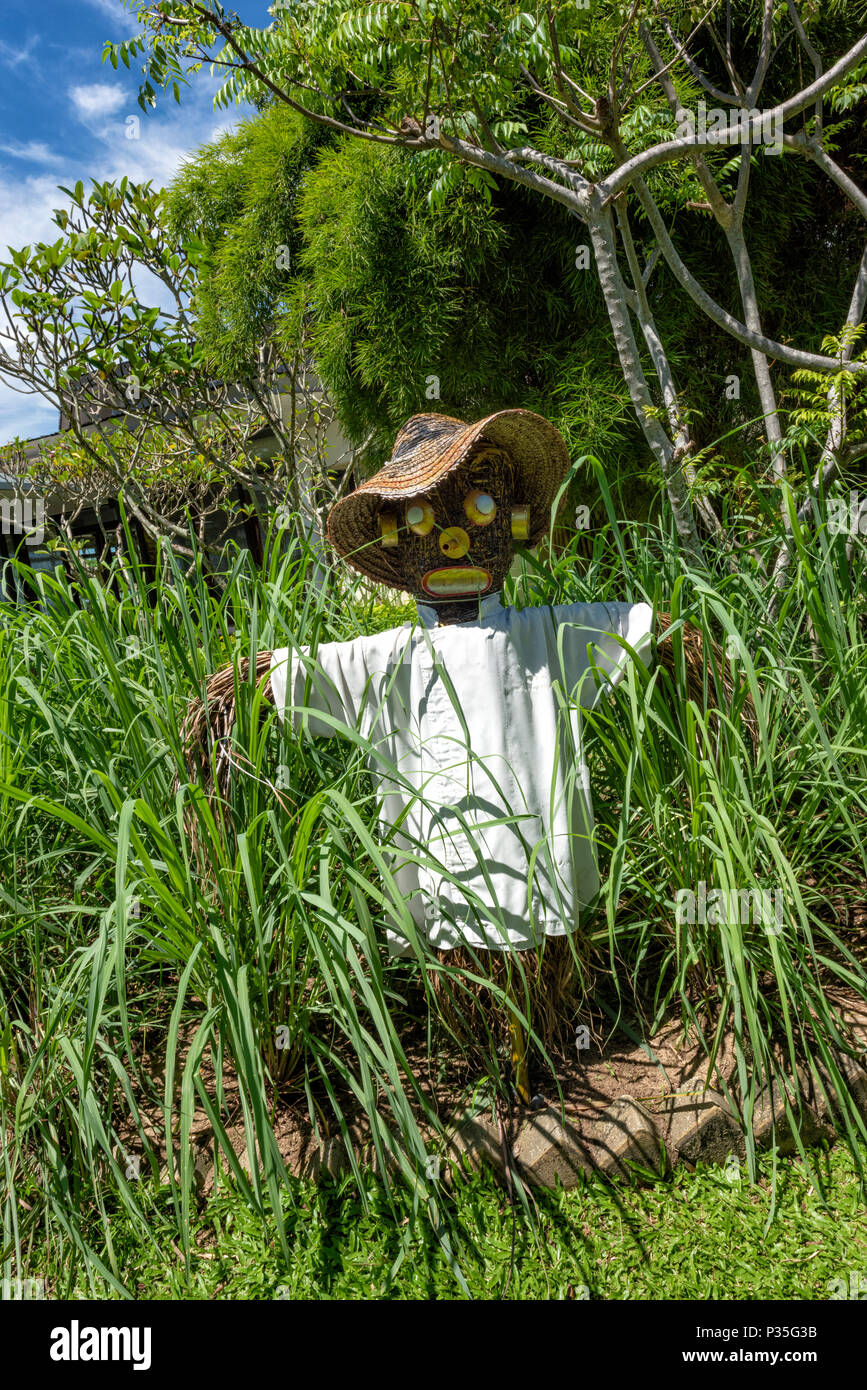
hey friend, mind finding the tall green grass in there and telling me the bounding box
[1,476,866,1295]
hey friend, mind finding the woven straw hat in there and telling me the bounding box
[327,409,570,587]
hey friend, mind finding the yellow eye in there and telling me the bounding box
[379,511,399,547]
[406,501,435,535]
[510,505,530,539]
[464,490,496,525]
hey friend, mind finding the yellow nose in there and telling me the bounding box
[439,526,470,558]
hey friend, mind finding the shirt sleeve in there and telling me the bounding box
[548,601,654,709]
[269,638,364,738]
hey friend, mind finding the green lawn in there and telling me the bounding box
[32,1140,867,1300]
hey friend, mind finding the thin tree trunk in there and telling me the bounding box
[640,21,788,565]
[614,200,728,545]
[588,206,706,567]
[770,243,867,605]
[726,223,787,480]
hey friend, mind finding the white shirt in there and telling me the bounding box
[269,593,653,955]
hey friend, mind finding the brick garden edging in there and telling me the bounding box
[442,1056,866,1190]
[150,1021,867,1194]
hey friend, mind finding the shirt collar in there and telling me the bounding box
[415,590,504,629]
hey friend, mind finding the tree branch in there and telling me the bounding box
[599,31,867,202]
[648,2,742,105]
[786,0,824,135]
[605,179,867,375]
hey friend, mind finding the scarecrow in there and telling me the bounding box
[184,409,743,1101]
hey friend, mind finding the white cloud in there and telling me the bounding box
[79,0,135,28]
[70,83,127,120]
[0,81,243,443]
[0,90,239,257]
[0,385,58,445]
[0,173,69,259]
[0,141,62,166]
[0,36,39,69]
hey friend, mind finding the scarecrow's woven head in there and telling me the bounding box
[327,410,570,623]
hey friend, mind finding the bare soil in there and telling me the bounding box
[114,981,867,1196]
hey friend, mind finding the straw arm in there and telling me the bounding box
[178,651,275,805]
[653,610,759,748]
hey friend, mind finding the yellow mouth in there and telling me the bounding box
[421,566,492,598]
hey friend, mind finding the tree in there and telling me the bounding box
[107,0,867,584]
[167,104,650,500]
[168,96,866,540]
[0,178,351,567]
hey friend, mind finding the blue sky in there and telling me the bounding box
[0,0,274,444]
